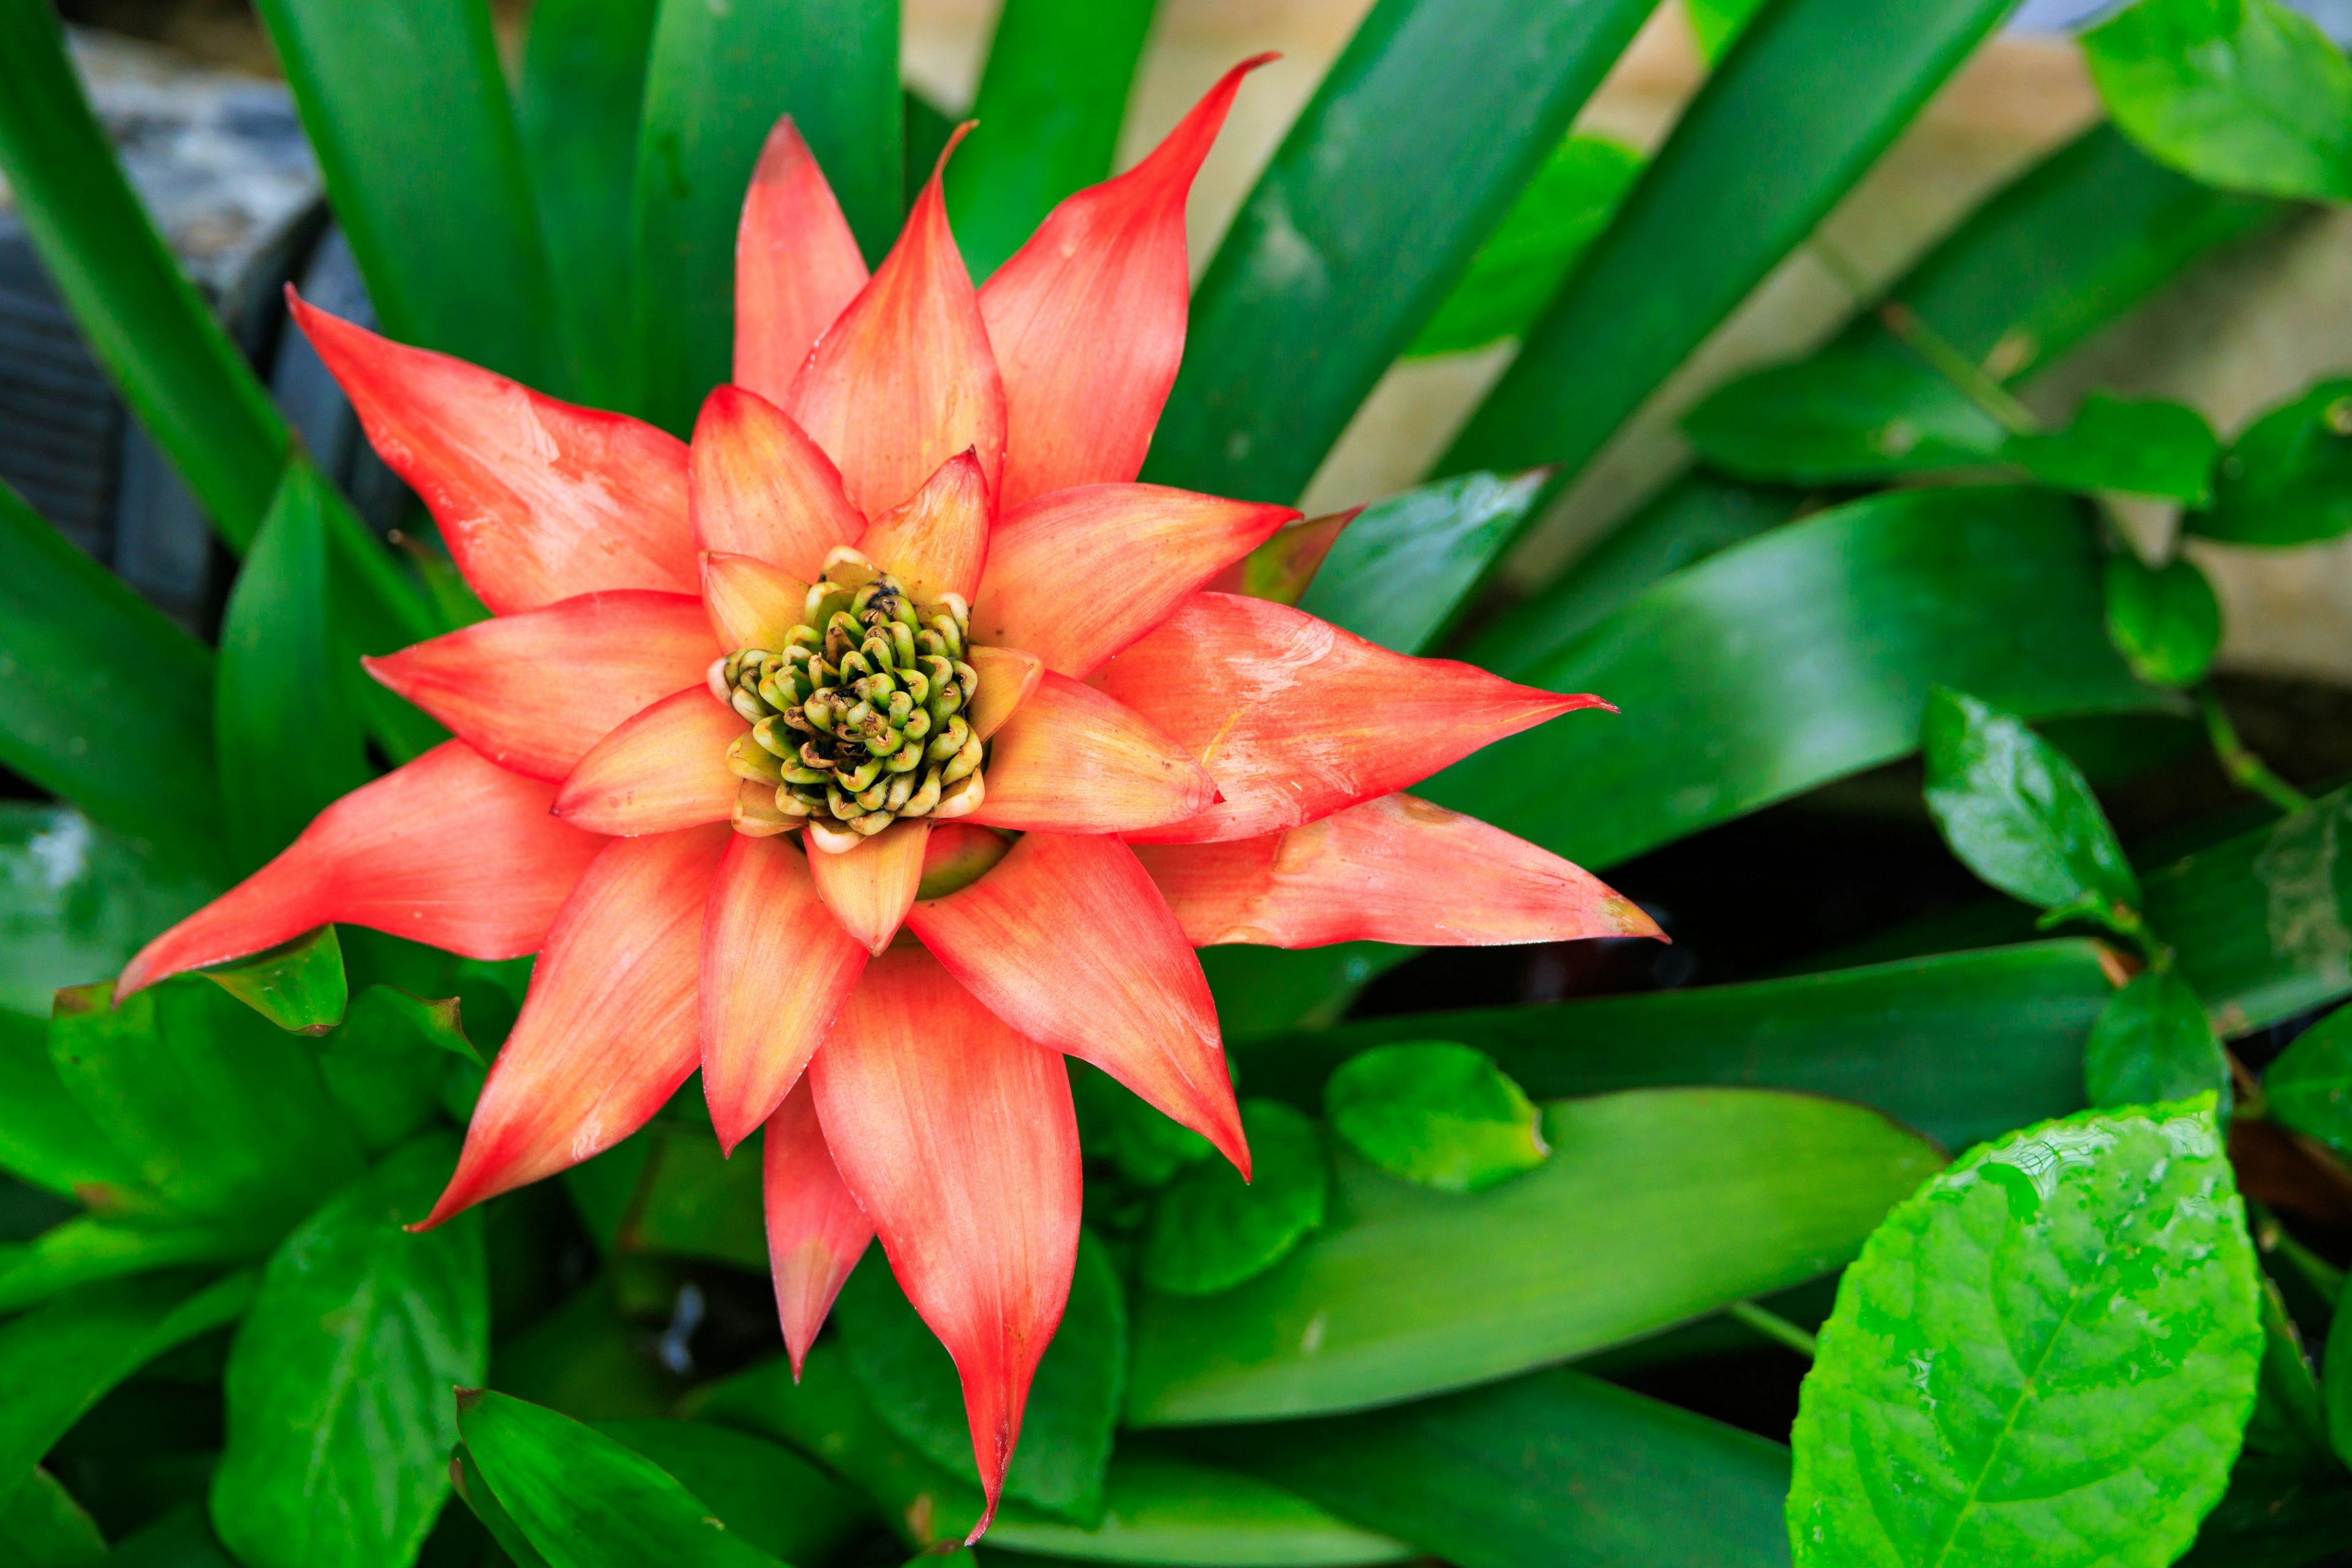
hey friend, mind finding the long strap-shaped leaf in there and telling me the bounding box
[945,0,1159,283]
[0,0,284,550]
[1437,0,2016,486]
[633,0,902,435]
[1141,0,1657,503]
[252,0,564,391]
[0,482,229,880]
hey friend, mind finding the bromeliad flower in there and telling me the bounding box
[118,61,1659,1532]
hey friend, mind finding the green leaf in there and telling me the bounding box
[1,1468,106,1567]
[2261,1005,2352,1154]
[452,1445,553,1568]
[595,1420,873,1565]
[1238,940,2116,1158]
[1428,488,2163,870]
[210,1136,488,1568]
[0,1269,258,1515]
[1295,471,1551,654]
[252,0,563,387]
[517,0,663,408]
[1071,1063,1212,1188]
[2323,1273,2352,1470]
[109,1503,243,1566]
[617,1127,764,1271]
[1216,1366,1793,1568]
[491,1277,680,1424]
[2085,0,2352,203]
[1922,685,2143,920]
[2005,393,2220,503]
[0,1009,144,1207]
[1439,0,2015,486]
[0,483,229,879]
[1404,136,1645,357]
[2149,785,2352,1034]
[2245,1272,2329,1463]
[0,1215,249,1315]
[2104,550,2223,688]
[1687,0,1776,62]
[1145,0,1658,501]
[1787,1098,2263,1568]
[458,1388,783,1567]
[2084,969,2230,1109]
[0,804,211,1016]
[1128,1088,1942,1425]
[217,466,374,875]
[48,979,364,1238]
[2193,378,2352,546]
[837,1231,1126,1521]
[1682,353,2007,484]
[633,0,901,434]
[1140,1101,1328,1298]
[1324,1042,1548,1194]
[196,926,349,1036]
[316,986,480,1154]
[1200,943,1419,1040]
[946,0,1158,282]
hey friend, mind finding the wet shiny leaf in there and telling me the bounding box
[1298,471,1551,654]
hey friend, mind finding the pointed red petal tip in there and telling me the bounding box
[734,116,870,407]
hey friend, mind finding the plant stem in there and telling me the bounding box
[2255,1204,2347,1302]
[1807,235,2040,434]
[1728,1299,1819,1359]
[2197,682,2314,815]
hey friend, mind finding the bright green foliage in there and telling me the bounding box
[2083,969,2230,1109]
[1297,471,1552,654]
[837,1234,1126,1521]
[1129,1089,1942,1425]
[217,467,372,875]
[632,0,902,434]
[989,1449,1415,1566]
[2103,551,2223,687]
[197,926,347,1036]
[2195,378,2352,545]
[1324,1042,1550,1193]
[1682,354,2007,483]
[1223,1366,1793,1568]
[0,805,209,1015]
[0,1469,106,1567]
[0,1212,248,1315]
[2086,0,2352,202]
[0,1009,143,1206]
[1789,1099,2261,1568]
[1922,687,2143,922]
[1406,136,1645,356]
[2007,393,2220,502]
[458,1389,783,1567]
[1142,1101,1329,1298]
[596,1421,874,1565]
[210,1137,488,1568]
[1687,0,1777,64]
[317,986,479,1153]
[452,1446,552,1568]
[2261,1005,2352,1153]
[946,0,1159,281]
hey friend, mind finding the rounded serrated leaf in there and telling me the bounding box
[1324,1041,1549,1193]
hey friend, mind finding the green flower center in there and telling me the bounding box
[721,566,985,839]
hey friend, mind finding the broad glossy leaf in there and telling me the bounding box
[1405,137,1644,358]
[318,986,480,1153]
[1922,686,2142,921]
[946,0,1158,282]
[1128,1088,1942,1425]
[0,805,210,1016]
[451,1446,552,1568]
[1199,943,1419,1041]
[1237,941,2116,1155]
[458,1389,782,1567]
[1296,471,1550,654]
[1440,0,2015,484]
[1145,0,1657,501]
[2086,0,2352,203]
[2084,968,2229,1109]
[633,0,900,433]
[1218,1366,1792,1568]
[1686,0,1775,62]
[252,0,561,386]
[2007,393,2220,503]
[2104,551,2222,688]
[517,0,663,407]
[597,1420,873,1564]
[2149,786,2352,1034]
[1,1468,105,1567]
[49,979,364,1238]
[1787,1099,2262,1568]
[196,926,347,1035]
[837,1231,1126,1521]
[0,1215,247,1314]
[2194,378,2352,546]
[1682,354,2005,484]
[0,1269,257,1514]
[211,1136,488,1568]
[217,417,374,877]
[1427,489,2162,869]
[2261,1003,2352,1155]
[0,1009,142,1207]
[0,484,228,878]
[1324,1042,1548,1194]
[1141,1101,1328,1298]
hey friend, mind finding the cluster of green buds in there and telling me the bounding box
[721,554,987,840]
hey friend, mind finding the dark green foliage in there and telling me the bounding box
[2195,378,2352,546]
[1140,1101,1328,1297]
[2084,969,2231,1109]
